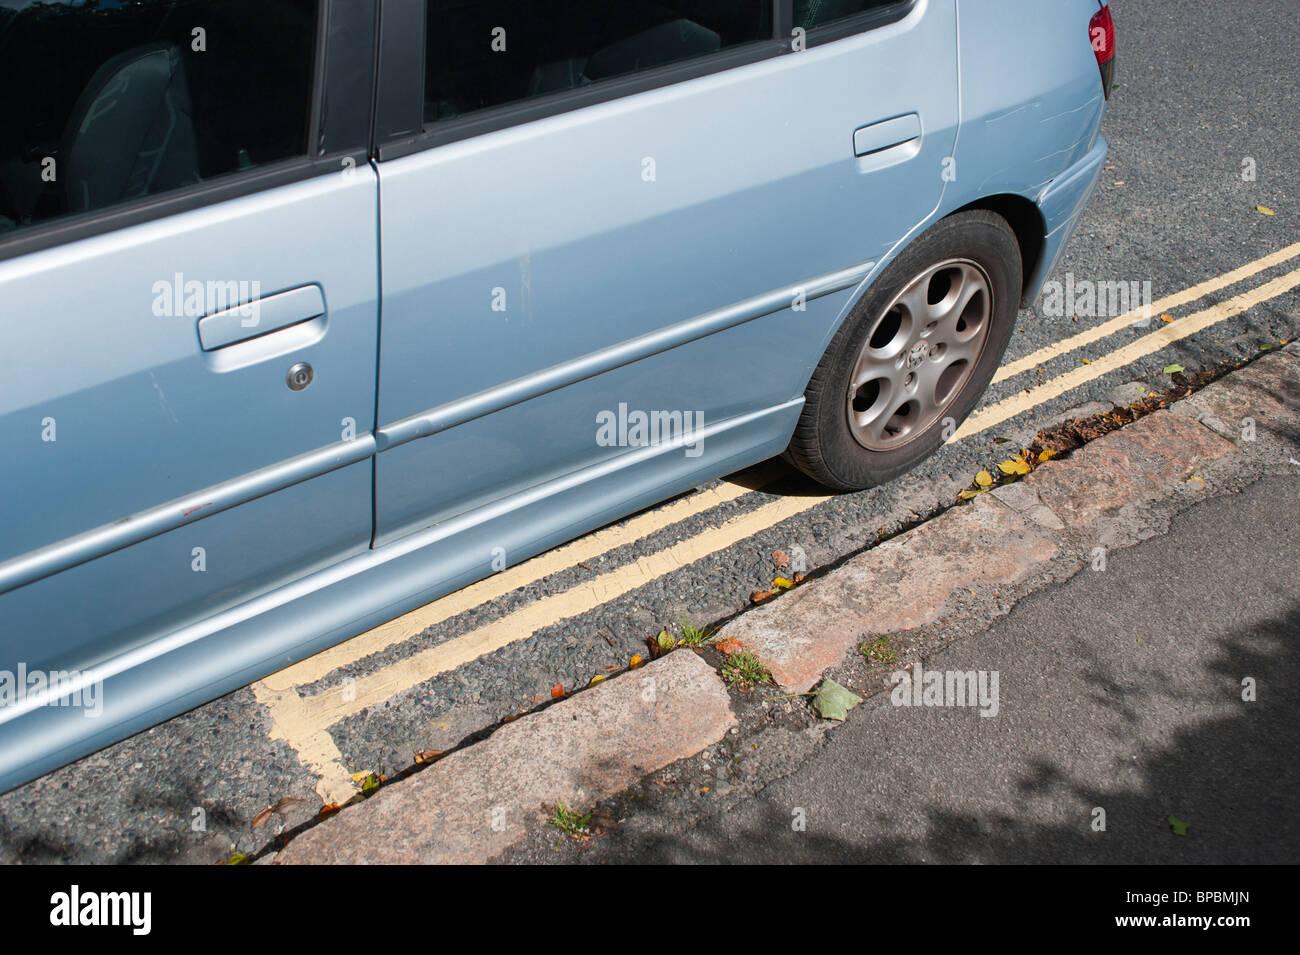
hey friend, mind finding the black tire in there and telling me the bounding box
[785,209,1022,491]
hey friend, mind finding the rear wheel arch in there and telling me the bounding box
[953,194,1046,307]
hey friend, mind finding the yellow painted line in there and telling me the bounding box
[993,241,1300,383]
[257,465,778,692]
[297,491,830,721]
[258,489,832,803]
[252,681,356,805]
[957,266,1300,440]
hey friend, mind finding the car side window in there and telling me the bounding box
[794,0,904,30]
[0,0,317,236]
[423,1,773,126]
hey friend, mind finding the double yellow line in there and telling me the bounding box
[255,241,1300,804]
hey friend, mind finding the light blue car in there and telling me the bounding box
[0,0,1114,792]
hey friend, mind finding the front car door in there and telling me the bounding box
[0,0,379,788]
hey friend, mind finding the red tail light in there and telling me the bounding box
[1090,5,1116,64]
[1089,4,1116,98]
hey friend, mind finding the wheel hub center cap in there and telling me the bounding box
[907,342,928,369]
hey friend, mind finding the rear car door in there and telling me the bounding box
[368,0,958,544]
[0,0,378,778]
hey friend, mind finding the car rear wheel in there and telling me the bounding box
[785,210,1022,491]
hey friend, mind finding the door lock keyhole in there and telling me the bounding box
[286,362,313,391]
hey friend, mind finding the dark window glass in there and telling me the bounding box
[0,0,317,235]
[794,0,902,31]
[424,1,772,126]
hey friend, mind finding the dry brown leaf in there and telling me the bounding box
[714,636,745,655]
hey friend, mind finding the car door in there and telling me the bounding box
[369,0,957,545]
[0,2,378,692]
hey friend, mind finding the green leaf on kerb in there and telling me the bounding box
[810,679,863,722]
[1162,364,1185,375]
[1167,815,1191,837]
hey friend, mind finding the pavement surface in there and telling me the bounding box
[2,0,1299,864]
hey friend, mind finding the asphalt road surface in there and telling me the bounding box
[3,0,1298,863]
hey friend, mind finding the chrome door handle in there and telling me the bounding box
[853,113,922,157]
[197,284,325,351]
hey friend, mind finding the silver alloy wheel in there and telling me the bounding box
[846,257,994,451]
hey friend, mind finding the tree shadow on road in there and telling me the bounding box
[601,604,1299,864]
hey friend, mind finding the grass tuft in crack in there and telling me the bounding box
[548,803,591,838]
[678,616,715,648]
[721,651,773,687]
[858,636,898,667]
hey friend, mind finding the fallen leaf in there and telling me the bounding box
[250,806,274,830]
[271,796,303,815]
[772,576,795,590]
[224,852,249,865]
[1162,363,1185,374]
[958,488,985,501]
[1168,815,1191,836]
[1256,205,1276,216]
[1080,357,1092,365]
[629,654,644,669]
[1160,313,1174,323]
[414,749,443,764]
[772,549,790,568]
[589,674,606,686]
[997,457,1031,476]
[714,637,745,656]
[550,683,565,700]
[1037,449,1058,462]
[318,803,342,818]
[750,589,777,604]
[361,773,380,795]
[810,679,864,722]
[975,470,994,487]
